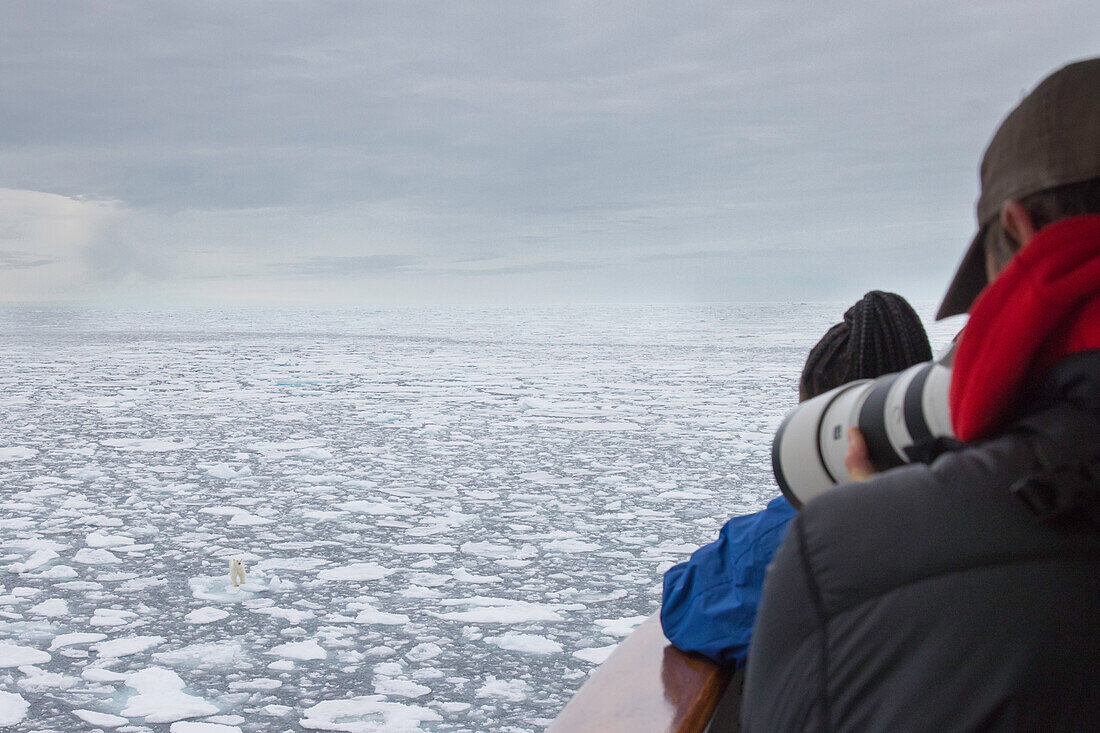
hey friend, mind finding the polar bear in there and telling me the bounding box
[229,557,246,587]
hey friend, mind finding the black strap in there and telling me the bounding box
[1010,452,1100,528]
[902,436,962,465]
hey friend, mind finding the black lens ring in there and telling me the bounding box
[903,363,935,445]
[858,374,906,472]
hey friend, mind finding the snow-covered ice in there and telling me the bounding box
[300,695,442,732]
[0,304,955,731]
[0,690,29,725]
[573,643,619,664]
[120,666,219,722]
[486,632,564,654]
[0,643,50,667]
[93,635,166,658]
[318,563,394,581]
[72,708,128,727]
[185,606,230,624]
[269,639,328,660]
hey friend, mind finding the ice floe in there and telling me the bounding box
[573,644,618,664]
[269,639,327,660]
[170,722,243,733]
[0,642,50,667]
[205,463,253,480]
[184,609,226,629]
[73,708,129,727]
[0,446,37,461]
[49,632,107,650]
[120,666,218,723]
[476,675,531,701]
[318,563,393,581]
[100,438,196,452]
[436,597,566,624]
[93,635,166,658]
[154,641,249,670]
[0,690,29,725]
[299,696,441,732]
[485,632,564,654]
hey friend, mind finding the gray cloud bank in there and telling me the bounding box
[1,1,1098,304]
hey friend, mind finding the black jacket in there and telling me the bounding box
[741,351,1100,732]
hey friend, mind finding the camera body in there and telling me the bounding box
[772,361,954,507]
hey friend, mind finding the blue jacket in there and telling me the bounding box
[660,495,796,667]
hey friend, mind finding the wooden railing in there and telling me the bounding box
[547,614,734,733]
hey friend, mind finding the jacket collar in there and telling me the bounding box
[950,215,1100,442]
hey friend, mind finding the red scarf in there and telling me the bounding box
[950,215,1100,442]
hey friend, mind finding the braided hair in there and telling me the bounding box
[799,291,933,401]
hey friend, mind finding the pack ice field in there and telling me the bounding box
[0,305,954,732]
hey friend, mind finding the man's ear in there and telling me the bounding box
[1000,199,1038,247]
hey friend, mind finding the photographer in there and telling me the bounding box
[660,291,931,667]
[742,59,1100,731]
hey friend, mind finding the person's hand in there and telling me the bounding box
[844,427,877,482]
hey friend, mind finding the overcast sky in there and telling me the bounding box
[1,1,1098,306]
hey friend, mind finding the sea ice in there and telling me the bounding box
[476,675,531,702]
[49,632,107,650]
[0,690,29,725]
[28,598,68,617]
[154,641,248,670]
[33,564,78,579]
[573,644,618,664]
[595,615,648,637]
[336,499,416,516]
[0,642,50,667]
[11,548,59,572]
[0,303,872,730]
[404,642,442,662]
[485,632,563,654]
[436,597,565,624]
[100,438,196,452]
[16,668,78,691]
[189,575,263,601]
[318,563,393,581]
[544,538,602,553]
[90,608,139,626]
[299,696,441,732]
[185,607,230,624]
[394,543,455,554]
[269,640,327,660]
[352,604,410,625]
[0,446,37,461]
[170,722,243,733]
[93,635,166,658]
[73,709,129,727]
[459,541,537,560]
[73,547,121,564]
[253,606,315,624]
[452,567,502,584]
[228,511,273,526]
[121,666,218,723]
[205,463,253,480]
[373,676,431,698]
[254,557,329,572]
[298,447,333,460]
[86,531,135,548]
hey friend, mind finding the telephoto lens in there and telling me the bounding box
[771,361,954,507]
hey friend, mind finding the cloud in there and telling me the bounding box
[0,251,54,269]
[1,3,1098,303]
[267,254,423,277]
[0,188,125,300]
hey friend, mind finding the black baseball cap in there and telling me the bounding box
[937,57,1100,319]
